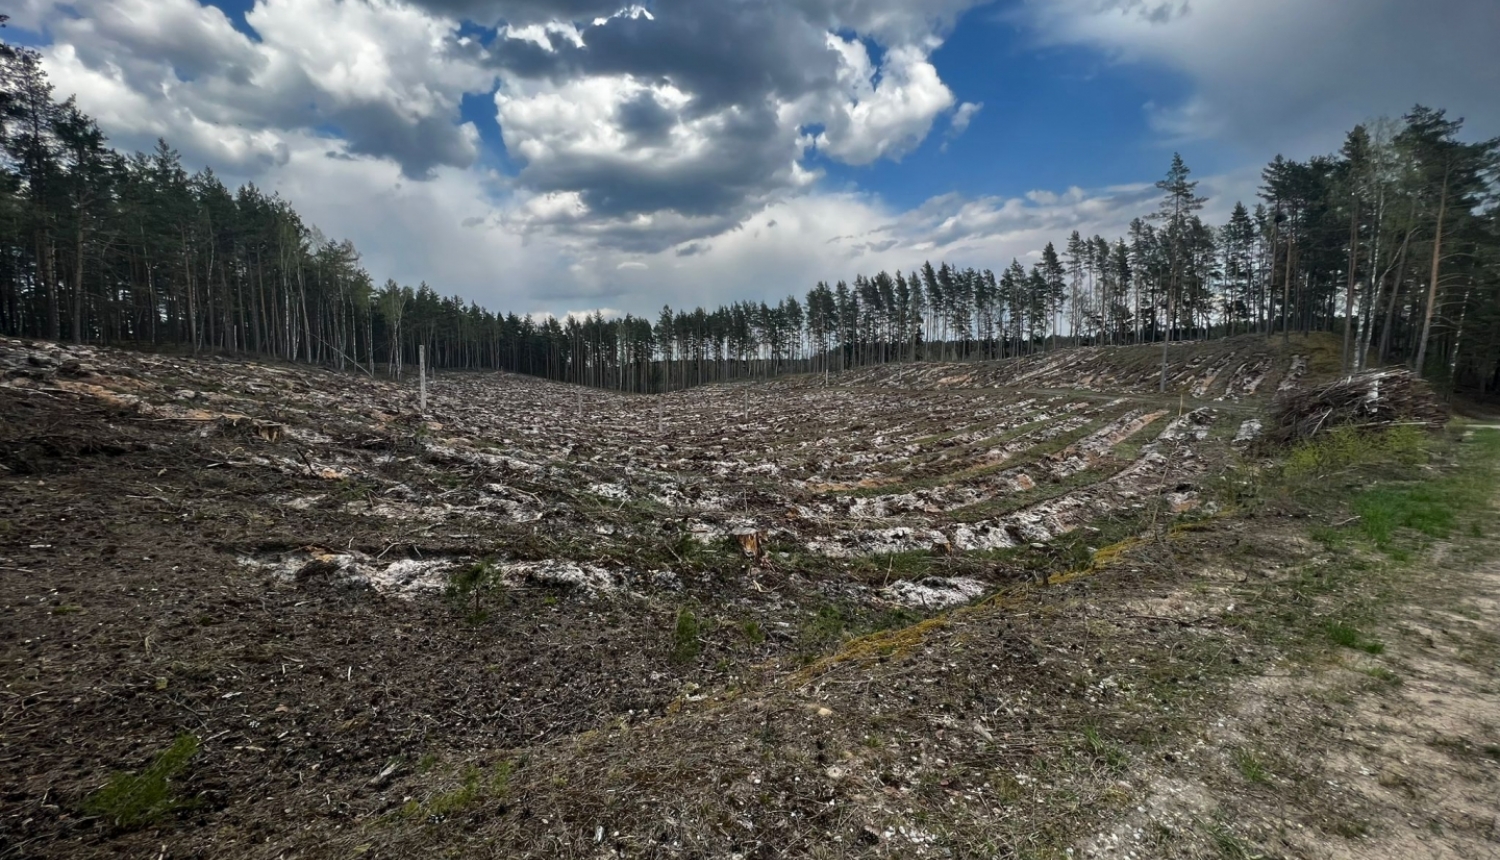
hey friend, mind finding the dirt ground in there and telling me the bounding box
[2,334,1493,859]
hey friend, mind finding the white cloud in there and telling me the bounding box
[809,38,957,164]
[37,0,493,176]
[1019,0,1500,156]
[949,100,982,136]
[33,0,1317,324]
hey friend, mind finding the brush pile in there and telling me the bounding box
[1262,368,1448,448]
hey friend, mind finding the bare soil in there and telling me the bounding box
[2,334,1491,859]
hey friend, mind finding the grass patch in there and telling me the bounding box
[399,761,514,823]
[1081,726,1130,772]
[84,734,200,828]
[1283,425,1499,556]
[794,602,922,663]
[1324,621,1385,654]
[1204,820,1256,858]
[1353,485,1459,551]
[1282,425,1425,480]
[1233,748,1270,784]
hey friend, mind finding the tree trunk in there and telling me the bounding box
[1413,165,1449,376]
[1341,198,1359,373]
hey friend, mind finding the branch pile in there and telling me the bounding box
[1262,369,1448,448]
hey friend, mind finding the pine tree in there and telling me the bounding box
[1155,153,1206,390]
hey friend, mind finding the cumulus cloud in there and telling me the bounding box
[809,38,956,164]
[1019,0,1500,156]
[26,0,997,259]
[34,0,493,177]
[45,0,1459,326]
[482,0,989,248]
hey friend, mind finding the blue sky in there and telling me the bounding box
[826,11,1200,208]
[10,0,1499,316]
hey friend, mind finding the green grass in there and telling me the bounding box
[1324,621,1385,654]
[1233,748,1270,783]
[84,734,200,828]
[1286,425,1499,556]
[1081,726,1130,772]
[1354,485,1459,550]
[399,761,513,823]
[1204,821,1257,859]
[793,601,922,664]
[1282,425,1425,480]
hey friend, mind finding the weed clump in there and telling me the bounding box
[84,734,200,829]
[1233,748,1270,783]
[1081,726,1130,772]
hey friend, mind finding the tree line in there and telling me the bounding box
[3,35,1498,397]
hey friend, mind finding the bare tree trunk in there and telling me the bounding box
[1413,165,1449,376]
[72,226,85,343]
[1449,284,1471,379]
[1341,199,1359,373]
[1281,232,1295,345]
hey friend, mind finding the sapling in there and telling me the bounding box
[448,559,502,623]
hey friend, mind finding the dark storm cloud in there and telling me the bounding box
[332,104,479,180]
[487,1,841,112]
[400,0,624,25]
[531,102,792,219]
[614,91,677,147]
[446,0,986,248]
[477,0,990,249]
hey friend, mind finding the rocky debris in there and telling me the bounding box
[239,549,459,597]
[880,576,988,609]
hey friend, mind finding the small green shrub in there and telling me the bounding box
[84,734,200,828]
[403,760,513,822]
[447,559,503,622]
[672,608,703,663]
[741,619,766,645]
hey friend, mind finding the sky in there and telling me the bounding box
[8,0,1500,319]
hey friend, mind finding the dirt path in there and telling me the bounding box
[1291,553,1500,860]
[1083,470,1500,859]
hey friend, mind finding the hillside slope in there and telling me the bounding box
[834,333,1344,400]
[6,334,1475,860]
